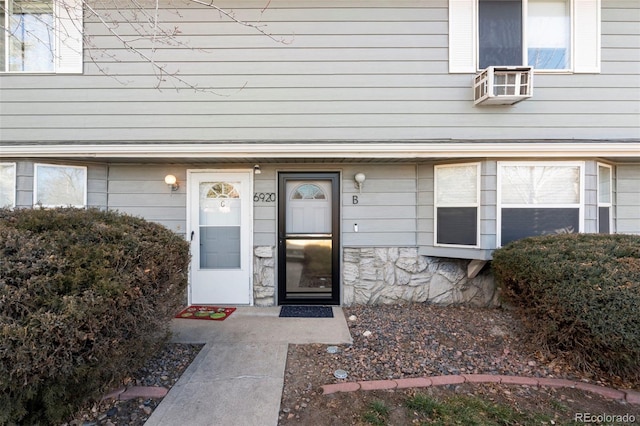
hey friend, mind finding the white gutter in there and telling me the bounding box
[1,142,639,158]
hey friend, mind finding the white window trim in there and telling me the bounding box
[449,0,600,74]
[33,163,87,208]
[597,162,613,234]
[1,0,83,74]
[434,162,481,248]
[1,162,17,208]
[496,161,584,247]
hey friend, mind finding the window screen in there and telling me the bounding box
[479,0,523,69]
[502,208,579,245]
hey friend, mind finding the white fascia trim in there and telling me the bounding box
[1,142,639,158]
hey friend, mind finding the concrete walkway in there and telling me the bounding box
[145,307,352,426]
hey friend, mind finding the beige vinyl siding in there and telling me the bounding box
[254,168,277,247]
[416,163,434,248]
[0,0,638,142]
[107,165,187,235]
[342,164,417,247]
[480,161,497,248]
[254,163,420,248]
[88,165,109,209]
[616,164,640,234]
[105,163,419,247]
[107,164,274,241]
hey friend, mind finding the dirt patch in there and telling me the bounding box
[279,304,639,425]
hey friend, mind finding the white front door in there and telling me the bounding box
[188,170,253,305]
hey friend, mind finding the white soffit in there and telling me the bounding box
[1,142,639,159]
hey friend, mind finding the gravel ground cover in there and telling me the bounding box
[66,343,203,426]
[279,304,639,425]
[68,304,639,425]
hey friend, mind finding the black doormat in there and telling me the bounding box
[279,306,334,318]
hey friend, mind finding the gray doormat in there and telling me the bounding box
[279,306,334,318]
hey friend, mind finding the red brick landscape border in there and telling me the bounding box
[321,375,640,405]
[102,386,168,401]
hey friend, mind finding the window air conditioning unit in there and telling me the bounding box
[473,66,533,106]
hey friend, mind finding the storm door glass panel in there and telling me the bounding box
[527,0,570,70]
[199,181,241,269]
[286,182,331,234]
[284,180,333,299]
[286,239,332,293]
[479,0,522,69]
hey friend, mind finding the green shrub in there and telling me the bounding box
[0,208,190,425]
[492,234,640,381]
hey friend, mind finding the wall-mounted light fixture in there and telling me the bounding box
[354,172,366,193]
[253,164,261,175]
[164,174,179,191]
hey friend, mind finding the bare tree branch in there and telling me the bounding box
[185,0,290,44]
[1,0,289,91]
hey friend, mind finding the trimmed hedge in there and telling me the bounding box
[0,208,189,425]
[492,234,640,381]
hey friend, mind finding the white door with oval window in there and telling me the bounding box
[188,170,253,305]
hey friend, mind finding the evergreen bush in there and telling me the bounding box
[492,233,640,381]
[0,208,189,425]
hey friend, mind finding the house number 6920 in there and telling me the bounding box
[254,192,276,202]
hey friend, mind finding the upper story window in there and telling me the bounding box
[0,0,83,73]
[479,0,570,70]
[0,162,16,207]
[34,163,86,207]
[449,0,600,73]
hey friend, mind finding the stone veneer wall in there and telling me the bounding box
[344,247,498,307]
[254,246,276,306]
[253,246,499,307]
